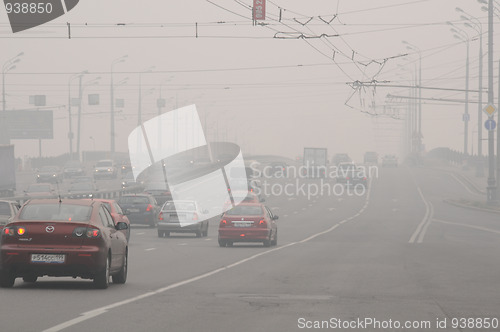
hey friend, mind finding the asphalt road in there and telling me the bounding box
[2,165,500,332]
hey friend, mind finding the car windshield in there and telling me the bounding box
[64,161,82,167]
[28,184,51,192]
[96,161,112,167]
[162,201,196,211]
[0,202,11,215]
[70,183,93,191]
[225,205,263,216]
[73,177,92,183]
[40,166,58,172]
[19,204,92,222]
[119,196,149,205]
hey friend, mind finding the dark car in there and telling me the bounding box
[382,154,398,167]
[62,160,85,178]
[117,194,159,227]
[332,153,352,166]
[143,182,172,206]
[218,203,278,247]
[157,200,209,238]
[36,166,62,183]
[0,200,20,230]
[346,167,368,188]
[336,162,356,184]
[363,151,378,164]
[0,199,128,288]
[67,182,99,198]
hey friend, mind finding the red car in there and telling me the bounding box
[218,203,278,247]
[0,199,128,289]
[91,199,131,242]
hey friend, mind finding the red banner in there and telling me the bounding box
[253,0,266,20]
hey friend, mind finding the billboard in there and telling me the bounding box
[2,110,53,139]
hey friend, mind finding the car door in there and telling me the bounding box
[99,206,124,270]
[264,206,276,235]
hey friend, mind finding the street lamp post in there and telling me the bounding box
[485,0,496,202]
[76,76,101,159]
[403,41,422,155]
[137,67,155,126]
[68,70,88,159]
[110,55,127,155]
[1,52,23,144]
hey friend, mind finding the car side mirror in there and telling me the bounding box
[116,222,129,230]
[122,209,130,215]
[272,215,279,220]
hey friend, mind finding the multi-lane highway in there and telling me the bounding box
[2,164,500,332]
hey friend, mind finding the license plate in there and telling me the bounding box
[31,254,65,264]
[128,208,140,213]
[233,221,253,227]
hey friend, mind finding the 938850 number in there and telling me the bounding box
[5,2,53,14]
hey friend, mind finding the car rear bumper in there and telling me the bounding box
[218,228,270,242]
[127,213,155,225]
[158,222,203,232]
[0,245,106,278]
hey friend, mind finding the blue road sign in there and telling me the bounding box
[485,119,496,131]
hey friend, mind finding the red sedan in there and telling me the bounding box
[0,199,128,289]
[91,199,131,242]
[218,203,278,247]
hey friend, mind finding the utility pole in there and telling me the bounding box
[76,75,83,160]
[486,0,496,203]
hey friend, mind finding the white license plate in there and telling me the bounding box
[233,222,253,228]
[128,208,140,213]
[31,254,65,264]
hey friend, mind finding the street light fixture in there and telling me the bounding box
[1,52,24,144]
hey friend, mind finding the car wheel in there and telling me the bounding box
[0,270,15,288]
[271,231,278,246]
[157,230,164,237]
[195,230,202,238]
[263,236,271,247]
[218,239,226,247]
[23,275,38,283]
[112,250,127,284]
[165,231,170,237]
[94,254,110,289]
[227,241,233,247]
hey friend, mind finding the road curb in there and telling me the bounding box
[443,199,500,214]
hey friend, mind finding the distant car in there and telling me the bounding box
[157,200,209,238]
[92,199,131,242]
[0,199,128,288]
[121,171,137,189]
[62,160,85,178]
[346,167,368,188]
[67,182,98,198]
[218,203,278,247]
[336,162,356,184]
[119,161,132,173]
[117,194,159,227]
[93,160,117,179]
[363,151,378,164]
[0,200,20,230]
[143,182,172,206]
[382,155,398,167]
[332,153,351,165]
[24,183,56,197]
[36,166,62,183]
[71,176,96,185]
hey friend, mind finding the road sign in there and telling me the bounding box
[483,104,497,116]
[462,113,470,121]
[485,119,496,131]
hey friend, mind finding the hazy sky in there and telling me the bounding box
[1,0,499,162]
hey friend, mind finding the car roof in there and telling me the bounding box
[26,199,97,207]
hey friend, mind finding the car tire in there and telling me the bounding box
[165,231,170,237]
[195,230,202,238]
[227,241,233,247]
[263,236,271,247]
[23,275,38,283]
[218,239,226,247]
[157,230,165,237]
[0,270,15,288]
[271,231,277,246]
[112,250,127,284]
[202,226,208,237]
[93,254,110,289]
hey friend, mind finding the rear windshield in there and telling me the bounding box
[19,204,92,222]
[40,166,58,172]
[162,201,195,211]
[119,196,149,205]
[96,161,112,167]
[225,205,263,216]
[0,202,11,215]
[70,183,94,191]
[28,184,52,192]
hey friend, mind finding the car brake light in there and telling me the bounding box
[3,227,15,236]
[73,227,100,238]
[346,176,350,180]
[158,212,164,221]
[146,204,153,212]
[220,219,227,227]
[87,229,100,238]
[17,227,26,236]
[258,219,267,227]
[363,177,367,180]
[193,213,198,221]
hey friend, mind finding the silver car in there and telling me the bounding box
[157,200,209,238]
[0,200,20,229]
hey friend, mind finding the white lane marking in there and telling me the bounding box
[145,248,156,251]
[271,207,280,210]
[287,197,296,201]
[136,232,145,235]
[43,176,375,332]
[409,186,434,244]
[178,243,188,246]
[283,214,288,218]
[293,211,298,214]
[308,204,313,207]
[449,173,479,196]
[433,218,500,235]
[392,208,398,212]
[301,207,306,211]
[328,208,336,211]
[204,238,211,241]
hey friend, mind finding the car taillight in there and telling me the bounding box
[3,227,16,236]
[220,219,227,227]
[258,219,267,227]
[193,213,198,221]
[363,177,367,180]
[73,227,100,238]
[17,227,26,235]
[158,212,164,220]
[146,204,153,212]
[346,176,350,180]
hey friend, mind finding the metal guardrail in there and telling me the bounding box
[0,185,145,205]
